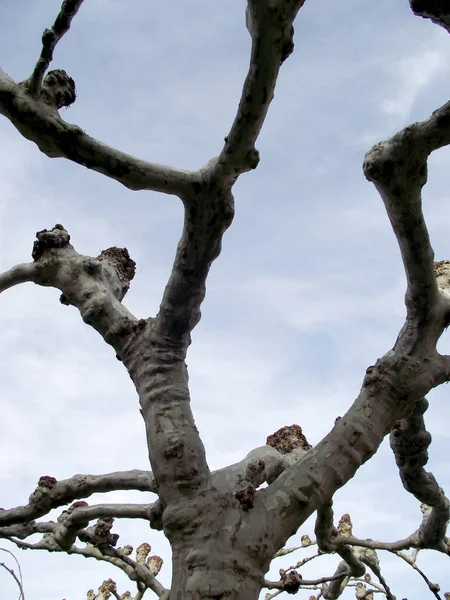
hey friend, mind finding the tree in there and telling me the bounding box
[0,0,449,598]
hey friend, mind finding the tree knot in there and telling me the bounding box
[266,424,312,454]
[32,224,70,260]
[41,69,76,108]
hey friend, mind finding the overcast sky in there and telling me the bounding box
[1,0,450,598]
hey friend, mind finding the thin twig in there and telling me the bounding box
[393,550,442,600]
[0,548,25,600]
[0,547,24,590]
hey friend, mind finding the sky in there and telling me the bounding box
[1,0,450,598]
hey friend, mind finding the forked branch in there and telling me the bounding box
[0,469,156,528]
[0,225,138,347]
[156,0,308,342]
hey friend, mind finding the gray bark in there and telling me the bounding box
[1,0,450,598]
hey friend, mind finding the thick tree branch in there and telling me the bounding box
[52,505,156,550]
[253,62,450,553]
[216,0,307,180]
[255,326,450,564]
[0,470,156,528]
[315,502,338,553]
[27,0,85,96]
[363,100,450,340]
[155,0,308,342]
[0,444,293,534]
[155,182,235,341]
[120,1,313,513]
[4,1,450,597]
[212,444,308,492]
[0,263,38,292]
[0,225,138,347]
[258,350,429,549]
[1,0,314,539]
[67,503,154,525]
[363,129,439,329]
[0,69,195,196]
[390,398,450,549]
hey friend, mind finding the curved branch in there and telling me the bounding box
[315,502,338,553]
[0,522,54,540]
[0,263,38,293]
[0,69,195,197]
[258,78,450,551]
[216,0,307,180]
[0,469,156,528]
[0,560,25,600]
[335,534,420,553]
[0,225,138,347]
[394,549,444,599]
[0,444,295,536]
[122,1,314,508]
[212,444,308,492]
[52,504,156,549]
[0,444,294,536]
[155,0,308,342]
[67,503,154,525]
[258,354,408,549]
[363,126,439,328]
[363,97,450,338]
[390,398,450,549]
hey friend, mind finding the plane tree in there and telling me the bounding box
[0,1,449,598]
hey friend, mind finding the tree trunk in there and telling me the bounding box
[164,491,270,600]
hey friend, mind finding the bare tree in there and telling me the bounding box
[1,1,450,598]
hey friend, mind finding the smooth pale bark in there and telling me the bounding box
[1,1,450,598]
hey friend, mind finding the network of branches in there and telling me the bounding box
[1,0,450,599]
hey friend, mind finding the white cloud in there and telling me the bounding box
[380,31,450,121]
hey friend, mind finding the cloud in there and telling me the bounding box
[232,271,405,336]
[380,31,450,121]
